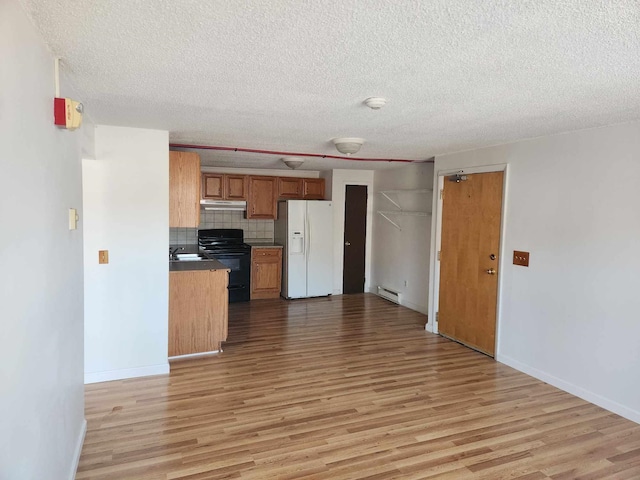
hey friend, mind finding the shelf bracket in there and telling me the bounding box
[378,211,402,231]
[380,191,402,210]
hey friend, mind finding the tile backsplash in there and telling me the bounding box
[170,210,274,244]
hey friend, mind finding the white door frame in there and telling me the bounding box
[427,163,509,356]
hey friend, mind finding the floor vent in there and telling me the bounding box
[377,286,401,305]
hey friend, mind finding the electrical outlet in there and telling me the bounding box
[513,250,530,267]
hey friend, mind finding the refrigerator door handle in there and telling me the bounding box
[307,214,311,257]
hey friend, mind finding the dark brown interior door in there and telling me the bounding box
[438,171,504,356]
[343,185,368,294]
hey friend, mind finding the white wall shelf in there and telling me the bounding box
[379,188,432,209]
[376,189,433,230]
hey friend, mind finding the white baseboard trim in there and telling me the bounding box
[69,418,87,480]
[84,363,170,384]
[399,299,428,316]
[497,354,640,424]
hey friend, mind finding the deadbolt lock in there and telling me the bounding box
[490,254,496,260]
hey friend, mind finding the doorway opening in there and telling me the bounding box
[343,185,368,294]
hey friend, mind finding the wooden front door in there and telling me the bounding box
[343,185,368,294]
[438,171,504,356]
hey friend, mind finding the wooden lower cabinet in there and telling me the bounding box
[169,269,229,357]
[251,248,282,299]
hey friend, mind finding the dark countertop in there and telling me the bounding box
[244,239,284,248]
[169,244,229,272]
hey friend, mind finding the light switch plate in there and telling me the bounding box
[99,250,109,264]
[513,250,530,267]
[69,208,79,230]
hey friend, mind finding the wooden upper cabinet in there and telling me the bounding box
[169,151,201,228]
[202,173,247,200]
[278,177,304,199]
[247,176,278,219]
[278,177,325,199]
[303,178,325,199]
[202,173,224,199]
[225,175,248,200]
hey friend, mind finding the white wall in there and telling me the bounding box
[328,170,375,295]
[201,166,320,177]
[371,163,434,314]
[0,1,86,478]
[431,121,640,423]
[83,125,170,383]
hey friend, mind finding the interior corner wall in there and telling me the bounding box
[320,170,333,200]
[0,0,86,478]
[83,125,170,383]
[432,121,640,423]
[329,170,374,295]
[371,163,434,314]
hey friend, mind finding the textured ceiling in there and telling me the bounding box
[22,0,640,170]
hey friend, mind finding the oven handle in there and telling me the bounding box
[228,285,247,291]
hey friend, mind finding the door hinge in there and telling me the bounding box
[440,189,444,200]
[437,250,441,261]
[435,312,439,322]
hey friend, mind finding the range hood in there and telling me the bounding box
[200,200,247,211]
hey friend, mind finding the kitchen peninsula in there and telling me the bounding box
[169,245,229,358]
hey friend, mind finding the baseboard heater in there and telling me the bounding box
[377,285,401,305]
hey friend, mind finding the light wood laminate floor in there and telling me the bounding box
[78,294,640,479]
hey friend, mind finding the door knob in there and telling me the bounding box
[486,268,497,275]
[345,242,351,246]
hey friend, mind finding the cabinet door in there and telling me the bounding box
[202,173,224,199]
[169,151,200,228]
[225,174,248,200]
[247,176,278,219]
[303,178,325,199]
[278,177,303,199]
[169,269,228,357]
[251,249,282,298]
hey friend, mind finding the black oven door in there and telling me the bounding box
[210,251,251,303]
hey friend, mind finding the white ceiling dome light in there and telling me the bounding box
[282,157,305,170]
[332,137,364,155]
[364,97,387,110]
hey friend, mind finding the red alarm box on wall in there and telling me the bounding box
[54,97,83,130]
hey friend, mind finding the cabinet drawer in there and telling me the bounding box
[253,248,281,258]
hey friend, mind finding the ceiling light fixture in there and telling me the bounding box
[332,137,364,155]
[282,157,305,170]
[364,97,387,110]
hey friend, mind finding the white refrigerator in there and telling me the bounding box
[275,200,333,299]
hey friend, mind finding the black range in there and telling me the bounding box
[198,229,251,303]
